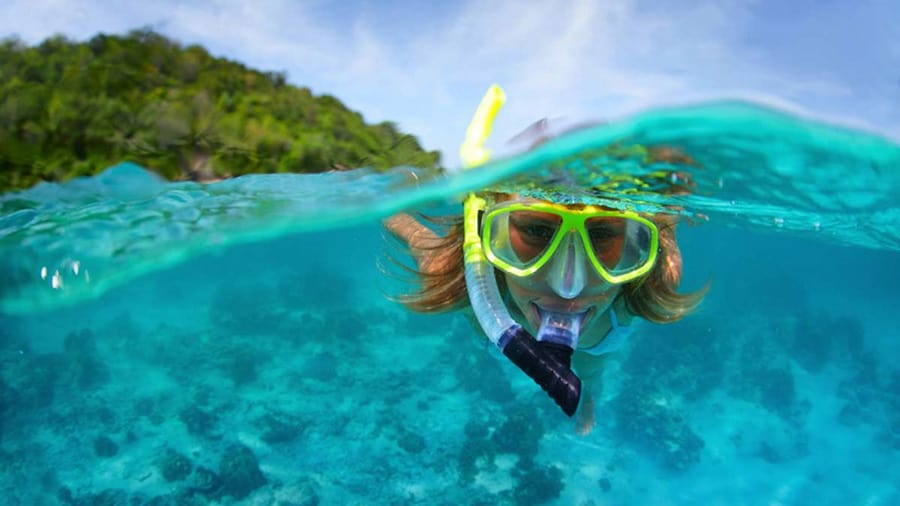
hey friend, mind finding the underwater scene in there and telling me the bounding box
[1,103,899,505]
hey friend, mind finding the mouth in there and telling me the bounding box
[531,303,592,328]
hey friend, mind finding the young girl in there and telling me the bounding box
[386,87,706,433]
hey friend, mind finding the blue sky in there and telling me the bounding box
[3,0,898,167]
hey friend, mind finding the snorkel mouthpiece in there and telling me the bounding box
[536,309,583,347]
[460,84,583,417]
[535,309,583,372]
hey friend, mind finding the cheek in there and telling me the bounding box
[591,286,620,311]
[504,276,530,309]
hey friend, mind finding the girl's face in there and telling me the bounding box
[496,196,623,334]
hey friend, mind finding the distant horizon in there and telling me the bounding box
[4,0,898,167]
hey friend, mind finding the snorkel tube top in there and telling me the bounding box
[459,85,582,416]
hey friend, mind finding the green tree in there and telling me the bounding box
[0,30,442,192]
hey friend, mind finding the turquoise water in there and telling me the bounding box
[1,102,899,504]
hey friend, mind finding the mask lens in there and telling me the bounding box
[484,203,657,280]
[488,210,562,269]
[586,216,653,275]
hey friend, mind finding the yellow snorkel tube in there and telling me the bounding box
[459,84,506,169]
[460,85,582,417]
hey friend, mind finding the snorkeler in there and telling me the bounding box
[385,86,706,432]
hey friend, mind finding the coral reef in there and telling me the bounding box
[58,487,130,506]
[185,465,222,498]
[215,443,267,500]
[93,435,118,458]
[156,449,193,482]
[178,405,220,438]
[455,405,564,503]
[258,411,307,444]
[612,383,705,472]
[397,428,426,454]
[598,477,612,492]
[492,408,545,464]
[275,477,321,506]
[1,352,59,412]
[511,465,564,505]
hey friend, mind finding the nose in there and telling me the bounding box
[546,231,587,299]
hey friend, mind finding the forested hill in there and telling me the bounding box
[0,29,442,192]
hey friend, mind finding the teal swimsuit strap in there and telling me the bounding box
[579,306,634,356]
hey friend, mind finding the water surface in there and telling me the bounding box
[1,101,898,504]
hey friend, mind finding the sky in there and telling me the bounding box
[3,0,898,167]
